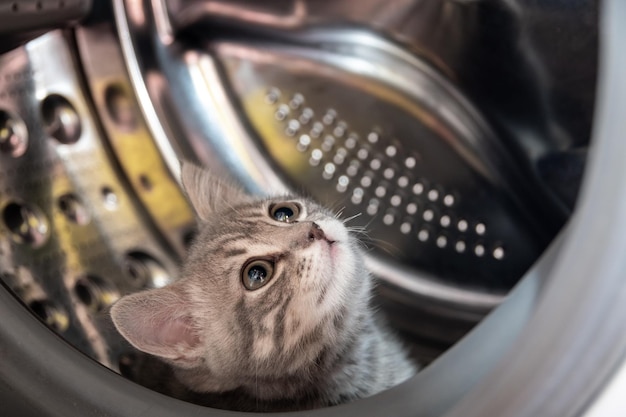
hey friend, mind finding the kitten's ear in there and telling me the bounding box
[111,286,202,366]
[180,161,250,221]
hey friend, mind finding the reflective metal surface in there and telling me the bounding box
[0,0,92,53]
[0,31,194,368]
[0,0,599,400]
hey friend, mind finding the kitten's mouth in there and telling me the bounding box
[313,222,342,258]
[311,222,337,244]
[323,237,340,259]
[319,237,337,250]
[321,231,337,246]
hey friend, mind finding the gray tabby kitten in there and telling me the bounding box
[111,162,417,411]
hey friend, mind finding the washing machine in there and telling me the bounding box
[2,0,625,416]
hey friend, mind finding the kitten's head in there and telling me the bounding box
[111,162,370,398]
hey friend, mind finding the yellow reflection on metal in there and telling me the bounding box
[241,88,313,181]
[93,80,194,256]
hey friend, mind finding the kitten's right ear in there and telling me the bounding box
[180,161,250,221]
[111,285,202,367]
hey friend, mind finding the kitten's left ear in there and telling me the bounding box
[180,161,250,221]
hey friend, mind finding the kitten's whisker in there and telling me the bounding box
[346,228,369,238]
[346,225,368,233]
[334,206,346,220]
[363,215,377,230]
[342,212,363,224]
[325,199,346,216]
[363,237,400,256]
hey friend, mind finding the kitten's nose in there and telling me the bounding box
[308,222,326,241]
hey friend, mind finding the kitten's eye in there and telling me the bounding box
[270,202,300,223]
[242,259,275,291]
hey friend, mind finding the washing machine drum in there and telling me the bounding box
[2,1,625,417]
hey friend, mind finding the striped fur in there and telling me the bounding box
[111,163,417,411]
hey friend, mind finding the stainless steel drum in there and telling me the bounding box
[1,1,615,417]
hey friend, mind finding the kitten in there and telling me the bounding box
[110,162,417,411]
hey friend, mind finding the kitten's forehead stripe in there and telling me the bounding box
[258,324,270,336]
[213,234,249,247]
[250,289,286,319]
[270,270,294,298]
[237,220,263,228]
[235,299,255,362]
[224,248,247,257]
[272,295,292,351]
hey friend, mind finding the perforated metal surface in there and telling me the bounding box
[0,31,194,368]
[214,41,553,292]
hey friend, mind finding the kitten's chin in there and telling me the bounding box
[327,241,341,262]
[315,219,351,268]
[319,240,349,278]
